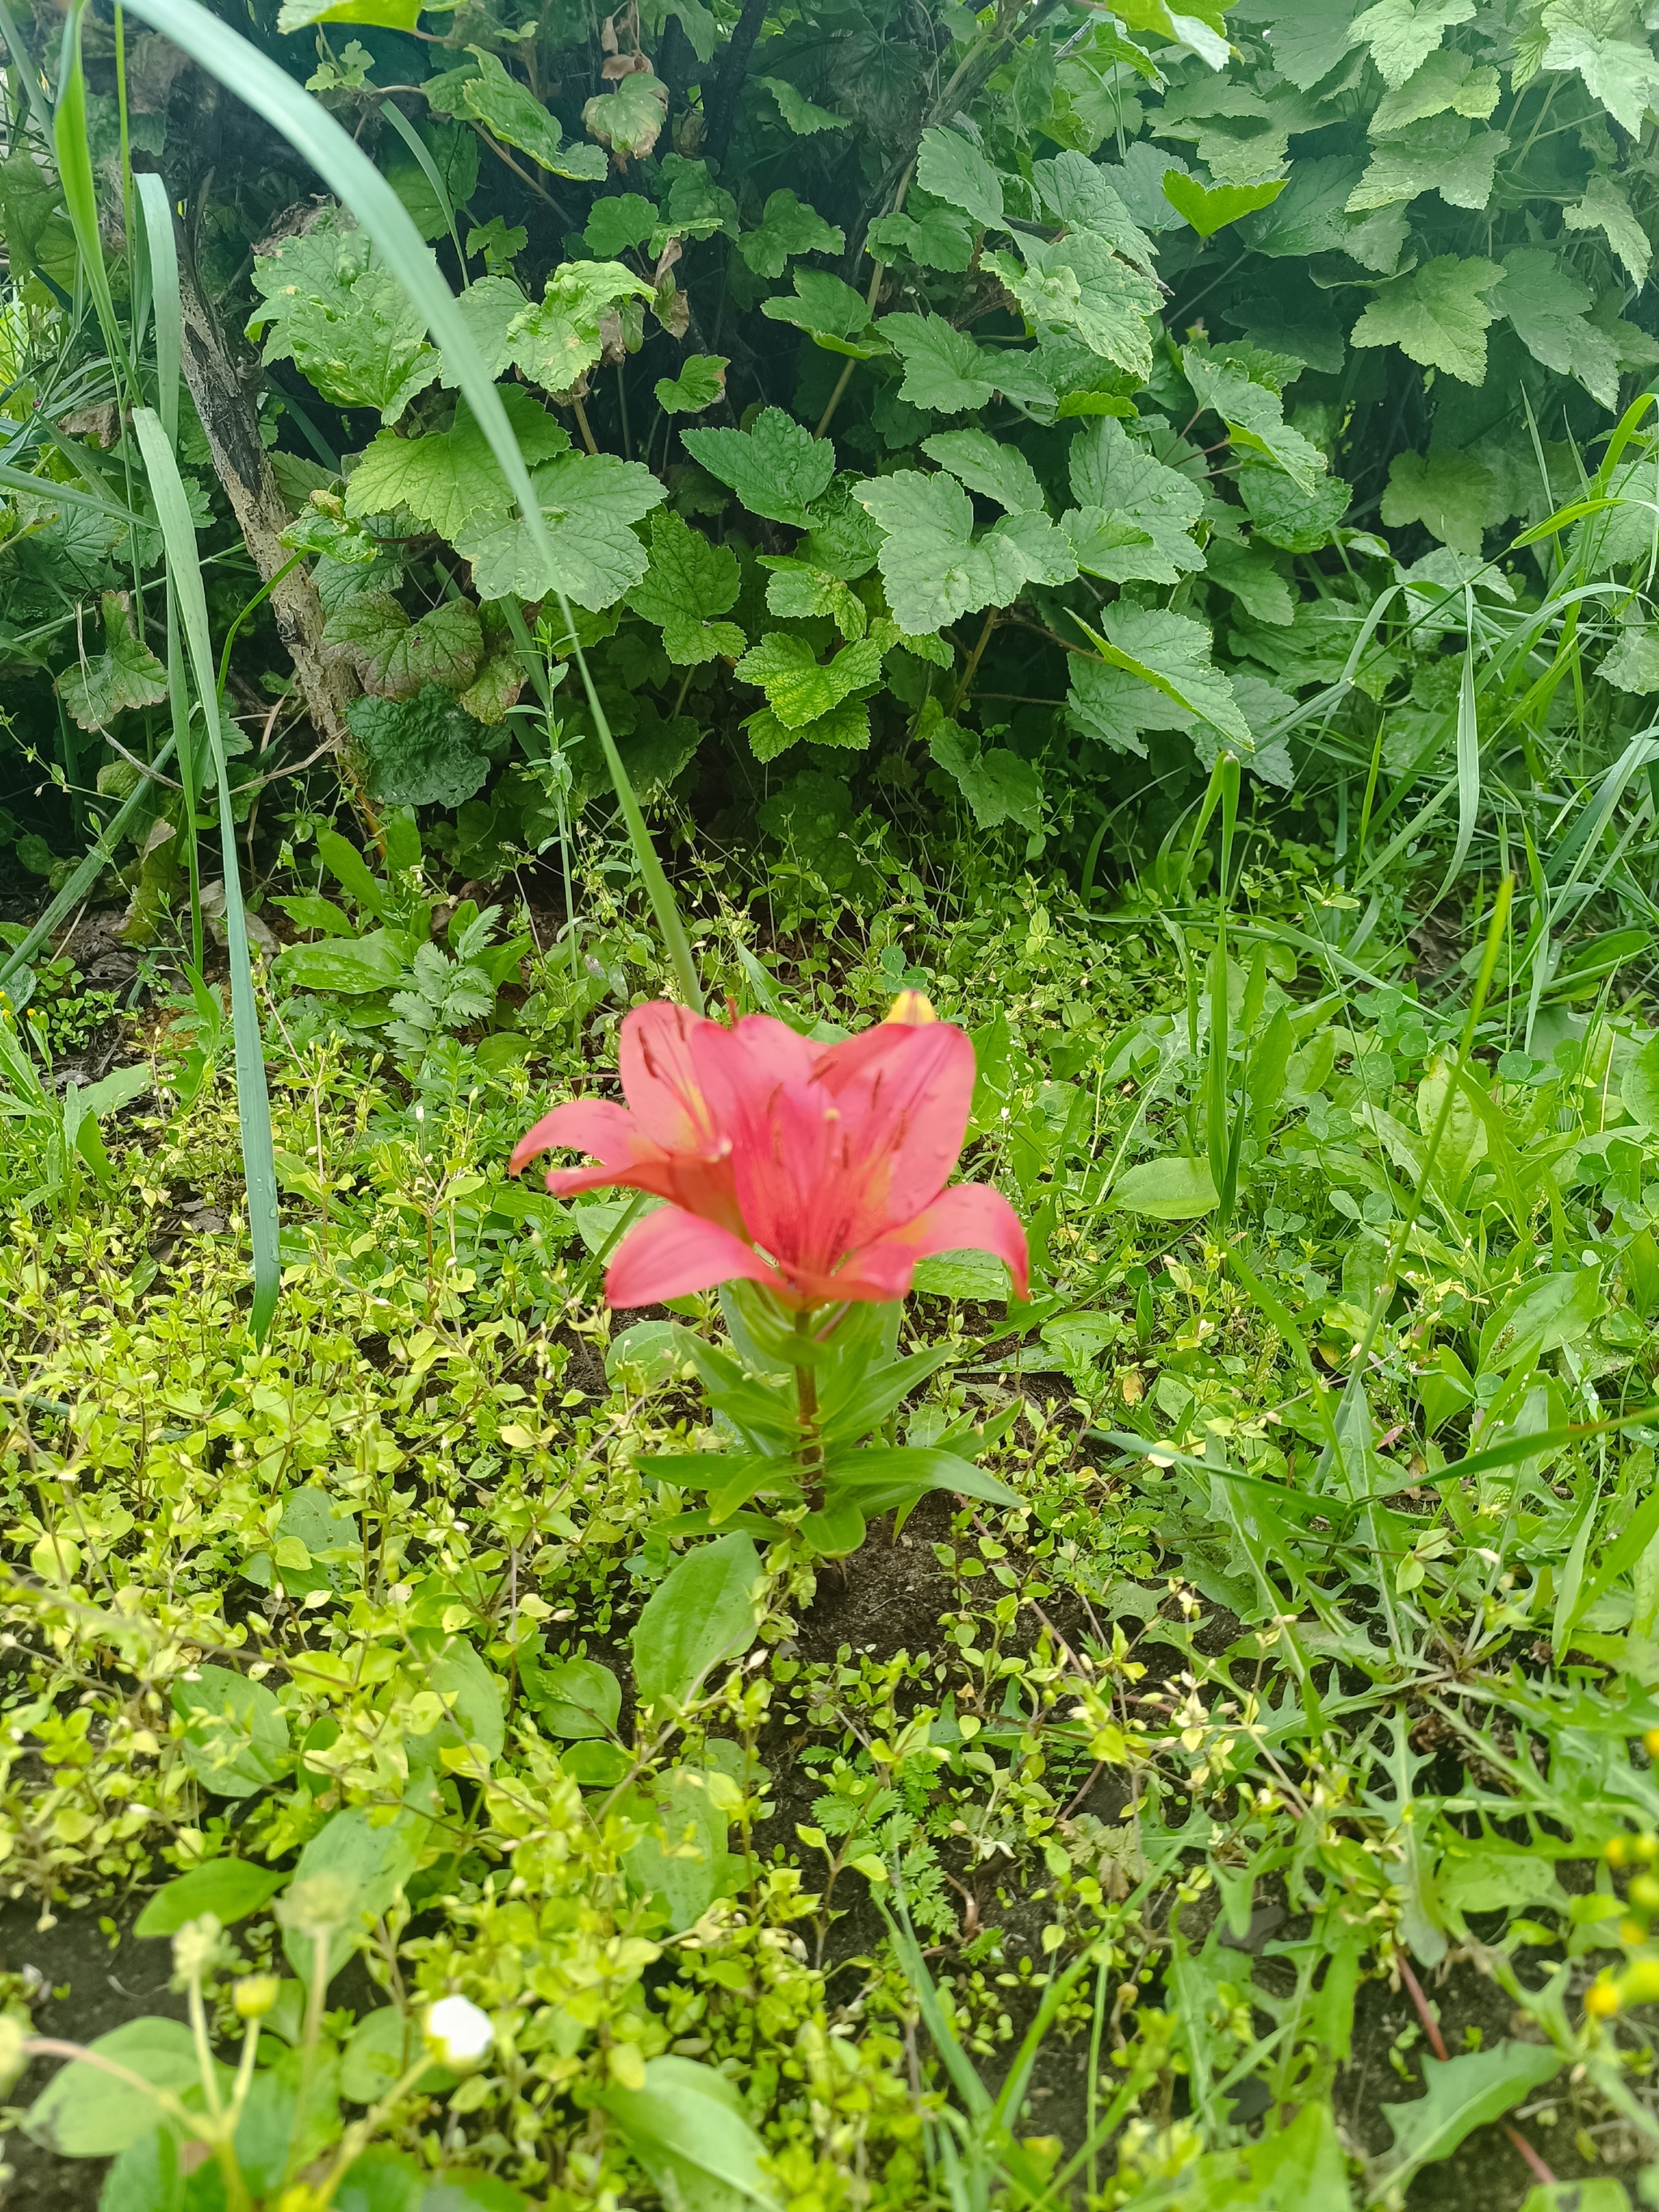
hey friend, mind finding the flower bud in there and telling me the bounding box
[1585,1977,1621,2018]
[1624,1956,1659,2005]
[171,1914,224,1980]
[1629,1874,1659,1916]
[884,990,937,1026]
[1644,1730,1659,1759]
[1606,1836,1630,1868]
[424,1995,493,2069]
[276,1874,356,1941]
[233,1975,282,2022]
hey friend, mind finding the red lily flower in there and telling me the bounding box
[510,995,1028,1311]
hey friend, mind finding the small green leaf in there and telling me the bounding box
[914,126,1006,231]
[582,70,670,163]
[760,268,888,357]
[460,47,608,180]
[55,590,168,731]
[882,315,1001,414]
[506,260,654,398]
[134,1860,286,1938]
[1161,171,1286,236]
[1111,1155,1220,1220]
[736,188,843,279]
[1346,0,1476,89]
[25,2020,207,2156]
[628,509,744,665]
[681,407,834,526]
[756,76,850,134]
[631,1534,762,1707]
[736,631,882,729]
[1350,253,1503,384]
[654,352,727,414]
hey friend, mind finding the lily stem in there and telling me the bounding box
[793,1311,823,1507]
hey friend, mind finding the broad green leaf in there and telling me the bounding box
[346,687,493,808]
[984,235,1159,378]
[1068,416,1204,578]
[1381,450,1506,553]
[1183,345,1327,491]
[461,47,608,181]
[759,557,867,638]
[1375,2044,1561,2196]
[655,352,728,413]
[277,928,407,994]
[1034,150,1158,272]
[1082,600,1254,752]
[632,1532,762,1707]
[417,1635,505,1765]
[1261,0,1364,90]
[324,591,483,698]
[628,509,744,665]
[623,1766,733,1929]
[345,386,569,541]
[55,590,168,729]
[1207,538,1296,626]
[882,314,1000,413]
[597,2056,783,2211]
[654,154,739,249]
[1563,172,1651,286]
[914,125,1006,230]
[435,275,529,382]
[1062,506,1164,584]
[523,1652,622,1737]
[1239,154,1407,271]
[278,0,419,32]
[681,407,834,526]
[582,193,655,257]
[172,1662,289,1798]
[1161,171,1286,236]
[1111,1155,1219,1219]
[506,261,654,397]
[1346,116,1508,213]
[1495,246,1619,407]
[1602,625,1659,692]
[1478,1265,1604,1375]
[736,188,843,278]
[987,508,1079,589]
[1346,0,1475,88]
[25,2020,207,2156]
[382,116,478,244]
[1350,254,1504,383]
[1239,461,1352,550]
[928,718,1044,837]
[867,204,975,271]
[924,427,1039,509]
[746,695,871,761]
[1542,12,1659,134]
[1621,1033,1659,1125]
[859,470,1026,636]
[249,214,438,422]
[283,1805,426,1983]
[340,2010,447,2106]
[759,268,887,357]
[757,75,850,133]
[736,631,882,728]
[1372,46,1501,129]
[582,70,670,162]
[134,1859,286,1937]
[452,451,665,605]
[1175,2098,1353,2210]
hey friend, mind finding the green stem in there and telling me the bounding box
[284,1927,331,2187]
[794,1312,822,1507]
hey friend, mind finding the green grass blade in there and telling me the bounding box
[131,406,279,1337]
[0,0,57,140]
[119,0,705,1014]
[134,171,181,448]
[53,3,127,378]
[377,100,467,276]
[0,735,178,993]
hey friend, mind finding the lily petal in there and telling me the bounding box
[510,1099,638,1178]
[834,1183,1030,1302]
[606,1204,777,1309]
[621,1002,724,1153]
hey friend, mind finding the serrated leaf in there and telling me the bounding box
[1347,116,1508,212]
[1183,345,1328,491]
[914,126,1005,231]
[1034,150,1158,273]
[1372,46,1501,128]
[736,631,883,729]
[987,509,1078,588]
[867,205,975,271]
[757,76,850,133]
[737,189,844,279]
[249,215,437,423]
[1542,13,1659,134]
[1260,0,1363,89]
[921,428,1045,513]
[883,314,1000,413]
[345,385,569,541]
[628,510,744,665]
[1346,0,1475,88]
[1068,416,1205,578]
[858,470,1026,636]
[1061,506,1162,583]
[1206,536,1295,625]
[1081,601,1254,753]
[928,717,1044,835]
[1563,172,1651,286]
[506,260,655,398]
[458,47,609,181]
[453,450,665,606]
[324,591,483,698]
[760,268,887,357]
[1068,656,1194,755]
[1239,462,1352,550]
[1375,2044,1561,2197]
[746,695,871,761]
[56,590,168,729]
[347,685,493,808]
[985,235,1160,378]
[583,70,669,162]
[1161,171,1286,237]
[1351,253,1503,383]
[1601,624,1659,692]
[1239,154,1405,271]
[1381,450,1505,552]
[655,352,728,414]
[278,0,419,32]
[680,407,834,526]
[437,275,530,384]
[758,558,868,638]
[1496,246,1620,407]
[583,193,655,257]
[653,154,739,250]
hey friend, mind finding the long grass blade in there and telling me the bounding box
[131,407,279,1337]
[119,0,705,1014]
[53,3,127,378]
[0,0,56,141]
[134,172,181,447]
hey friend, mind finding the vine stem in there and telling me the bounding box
[950,608,998,712]
[1396,1954,1557,2189]
[570,398,599,456]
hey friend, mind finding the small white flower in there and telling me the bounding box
[424,1994,493,2068]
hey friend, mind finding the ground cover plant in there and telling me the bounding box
[5,0,1659,2202]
